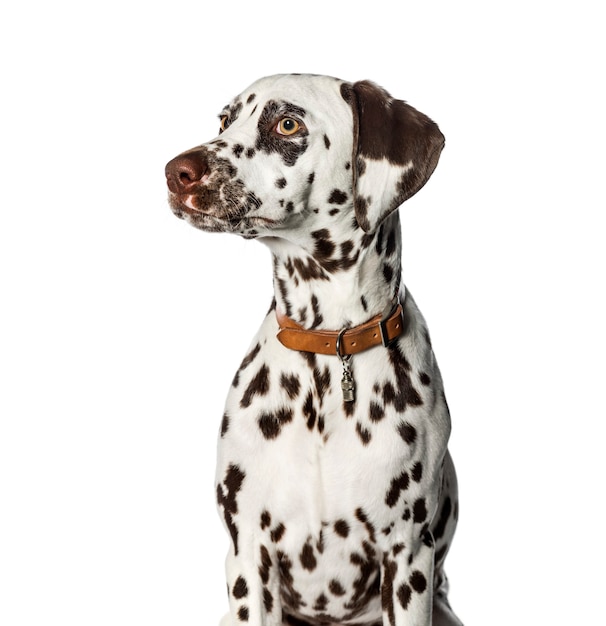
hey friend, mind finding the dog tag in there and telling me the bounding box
[340,359,355,402]
[336,329,355,403]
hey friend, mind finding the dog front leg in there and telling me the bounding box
[224,541,282,626]
[381,538,434,626]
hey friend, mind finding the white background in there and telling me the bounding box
[1,1,604,624]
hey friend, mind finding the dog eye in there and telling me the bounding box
[220,115,230,132]
[276,118,300,136]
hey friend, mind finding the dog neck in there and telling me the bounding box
[263,212,403,330]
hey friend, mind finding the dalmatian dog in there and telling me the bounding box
[165,74,462,626]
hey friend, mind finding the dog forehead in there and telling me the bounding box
[230,74,351,119]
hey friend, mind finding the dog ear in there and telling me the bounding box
[341,81,445,233]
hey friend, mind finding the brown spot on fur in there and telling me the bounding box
[397,583,412,610]
[280,373,301,399]
[409,570,427,594]
[263,587,274,612]
[279,552,305,611]
[311,294,323,328]
[240,364,270,408]
[256,100,309,166]
[258,408,293,439]
[361,230,374,249]
[220,412,230,437]
[384,343,423,412]
[313,366,331,402]
[300,540,317,571]
[238,606,249,621]
[292,256,330,282]
[329,579,346,596]
[397,421,417,444]
[260,510,271,530]
[328,189,347,204]
[340,242,355,264]
[316,529,325,554]
[233,576,248,599]
[313,593,328,611]
[369,401,384,422]
[216,465,245,555]
[303,391,317,430]
[383,264,394,283]
[334,519,350,537]
[301,351,317,369]
[309,229,359,274]
[312,229,335,258]
[258,545,271,584]
[347,541,379,614]
[381,555,397,626]
[356,422,371,445]
[385,471,410,507]
[271,523,286,543]
[411,462,423,482]
[232,343,261,387]
[413,498,428,524]
[355,508,376,543]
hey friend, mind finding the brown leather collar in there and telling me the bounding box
[276,303,404,356]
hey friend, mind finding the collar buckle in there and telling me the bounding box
[379,304,399,347]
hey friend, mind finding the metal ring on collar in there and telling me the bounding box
[336,328,351,361]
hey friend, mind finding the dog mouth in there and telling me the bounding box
[168,191,280,235]
[168,192,205,215]
[168,193,225,227]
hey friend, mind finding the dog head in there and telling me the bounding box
[165,74,444,239]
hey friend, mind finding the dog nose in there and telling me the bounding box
[165,152,208,193]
